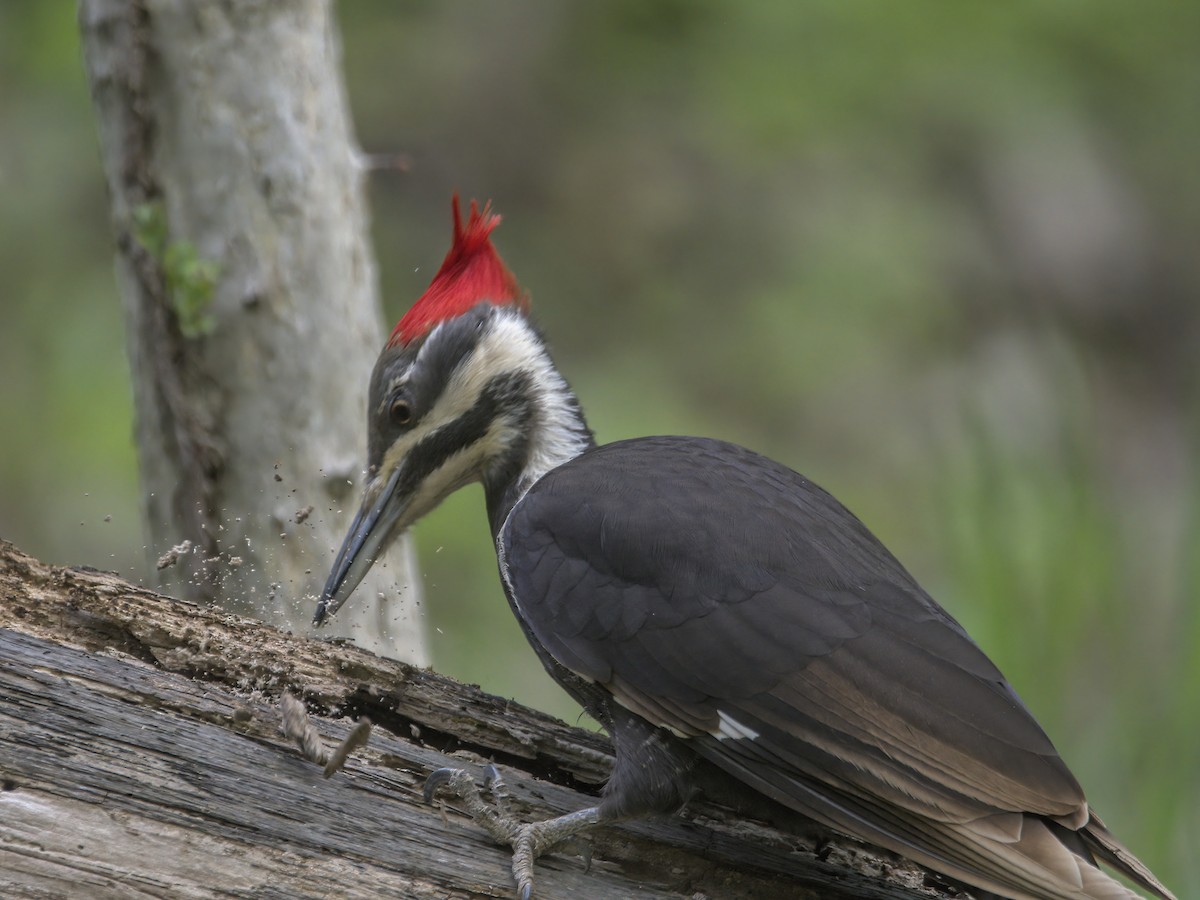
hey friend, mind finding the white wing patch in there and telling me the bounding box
[714,710,760,741]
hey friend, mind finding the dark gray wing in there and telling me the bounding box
[500,437,1130,898]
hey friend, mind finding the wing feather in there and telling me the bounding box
[505,438,1081,812]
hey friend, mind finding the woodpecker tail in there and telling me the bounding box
[1080,813,1176,900]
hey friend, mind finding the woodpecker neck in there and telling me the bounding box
[474,313,596,535]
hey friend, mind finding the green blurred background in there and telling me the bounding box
[1,1,1196,890]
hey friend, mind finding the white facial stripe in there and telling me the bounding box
[469,313,591,493]
[379,413,438,482]
[714,710,760,742]
[375,321,508,474]
[382,313,536,466]
[376,310,591,540]
[415,311,588,487]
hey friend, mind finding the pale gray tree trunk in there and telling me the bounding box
[77,0,427,663]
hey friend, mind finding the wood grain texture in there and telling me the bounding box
[0,540,964,899]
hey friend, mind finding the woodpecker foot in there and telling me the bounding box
[424,765,601,899]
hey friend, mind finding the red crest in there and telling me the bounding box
[388,195,528,348]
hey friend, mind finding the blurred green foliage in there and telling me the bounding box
[0,2,1196,890]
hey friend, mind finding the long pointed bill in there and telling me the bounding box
[313,466,408,626]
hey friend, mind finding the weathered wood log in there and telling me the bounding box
[0,540,965,899]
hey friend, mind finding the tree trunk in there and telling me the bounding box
[0,539,964,899]
[76,0,425,662]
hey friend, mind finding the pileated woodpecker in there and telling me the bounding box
[315,197,1174,900]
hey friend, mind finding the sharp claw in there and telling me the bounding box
[520,884,532,900]
[423,766,458,804]
[483,763,514,817]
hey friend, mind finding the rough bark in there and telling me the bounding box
[76,0,425,662]
[0,539,967,900]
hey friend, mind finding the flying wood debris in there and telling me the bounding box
[279,691,371,778]
[155,540,193,570]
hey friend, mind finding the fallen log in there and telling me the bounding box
[0,539,961,898]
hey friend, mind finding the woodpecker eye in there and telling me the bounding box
[389,398,413,426]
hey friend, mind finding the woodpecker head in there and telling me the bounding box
[315,196,592,625]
